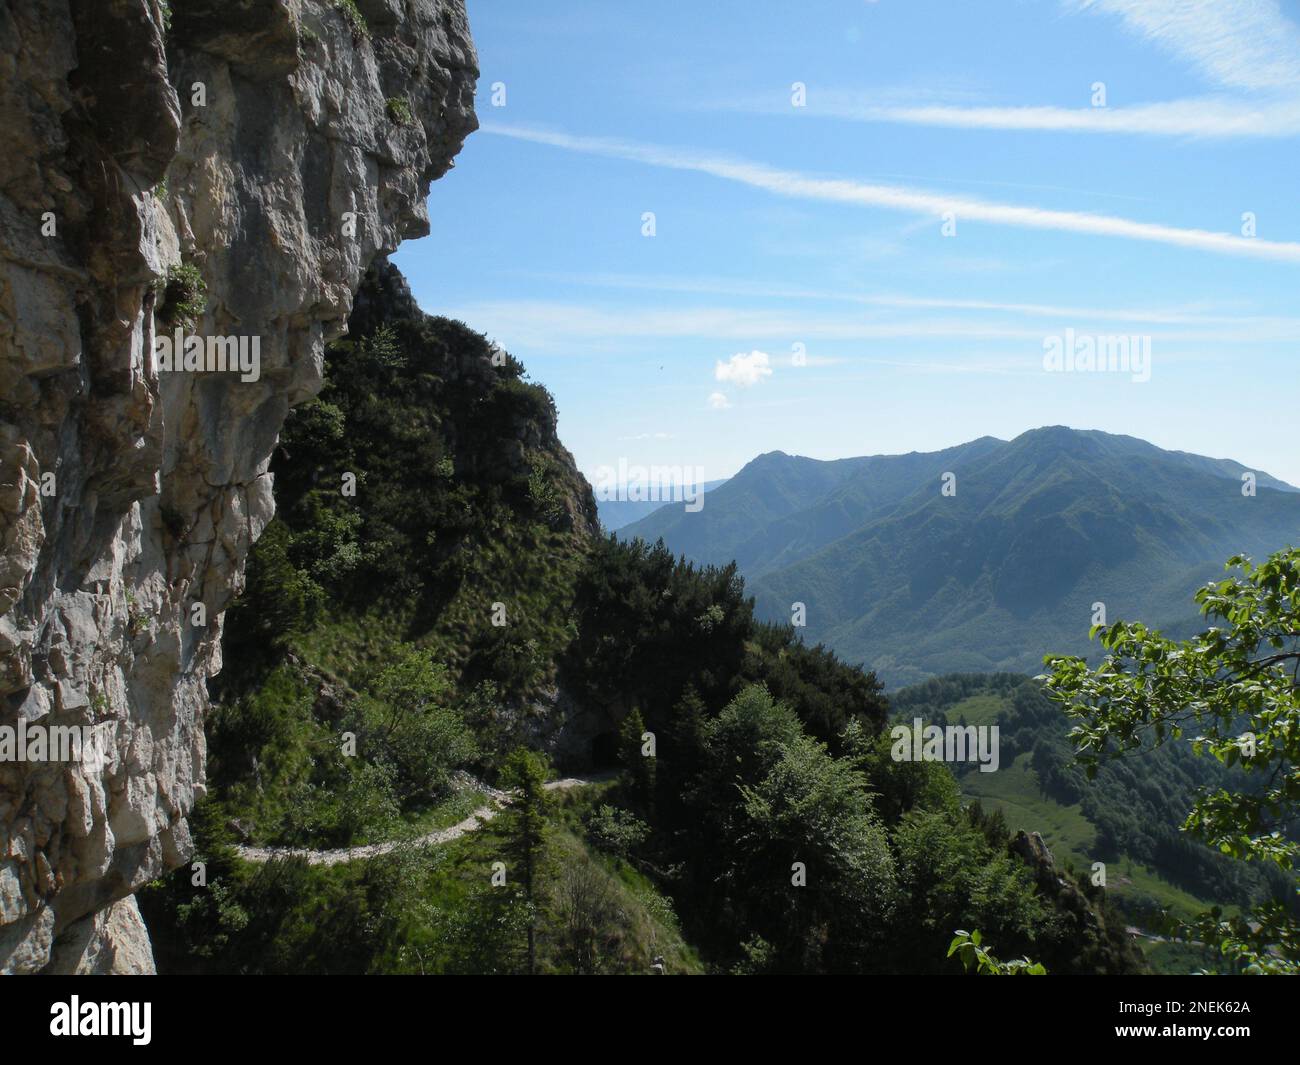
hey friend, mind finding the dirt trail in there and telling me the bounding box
[233,777,593,867]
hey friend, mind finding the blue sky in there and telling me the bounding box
[394,0,1300,488]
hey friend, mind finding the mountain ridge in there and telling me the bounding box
[621,427,1300,686]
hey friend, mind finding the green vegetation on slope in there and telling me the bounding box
[199,263,598,849]
[554,537,1139,974]
[140,778,701,975]
[140,263,1142,975]
[891,670,1294,965]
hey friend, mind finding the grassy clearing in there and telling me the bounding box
[942,693,1007,726]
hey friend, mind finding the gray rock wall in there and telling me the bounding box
[0,0,477,972]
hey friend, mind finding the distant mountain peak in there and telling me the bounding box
[620,427,1300,686]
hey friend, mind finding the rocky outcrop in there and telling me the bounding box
[1008,828,1139,971]
[1012,829,1099,914]
[44,895,157,975]
[0,0,477,972]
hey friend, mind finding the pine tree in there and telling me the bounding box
[618,707,656,810]
[498,747,551,973]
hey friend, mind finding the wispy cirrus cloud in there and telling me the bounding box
[788,93,1300,139]
[1069,0,1300,93]
[480,123,1300,262]
[444,300,1053,346]
[716,2,1300,140]
[444,299,1300,348]
[514,270,1300,328]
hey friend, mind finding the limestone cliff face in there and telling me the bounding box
[0,0,477,972]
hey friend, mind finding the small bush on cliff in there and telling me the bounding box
[334,0,370,40]
[526,453,567,528]
[156,262,206,328]
[386,96,413,126]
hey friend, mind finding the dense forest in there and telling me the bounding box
[138,263,1140,974]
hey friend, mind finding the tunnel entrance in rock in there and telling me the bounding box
[590,731,620,769]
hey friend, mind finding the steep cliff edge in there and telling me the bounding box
[0,0,477,973]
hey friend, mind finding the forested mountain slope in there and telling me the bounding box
[139,264,1140,975]
[625,429,1300,687]
[892,674,1293,933]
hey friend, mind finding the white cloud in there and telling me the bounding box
[519,270,1300,328]
[1070,0,1300,93]
[481,123,1300,262]
[707,392,732,409]
[444,299,1300,347]
[444,301,1053,346]
[801,94,1300,139]
[711,3,1300,140]
[715,350,773,387]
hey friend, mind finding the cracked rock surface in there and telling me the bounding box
[0,0,477,973]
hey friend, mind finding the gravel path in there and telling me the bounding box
[233,777,593,867]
